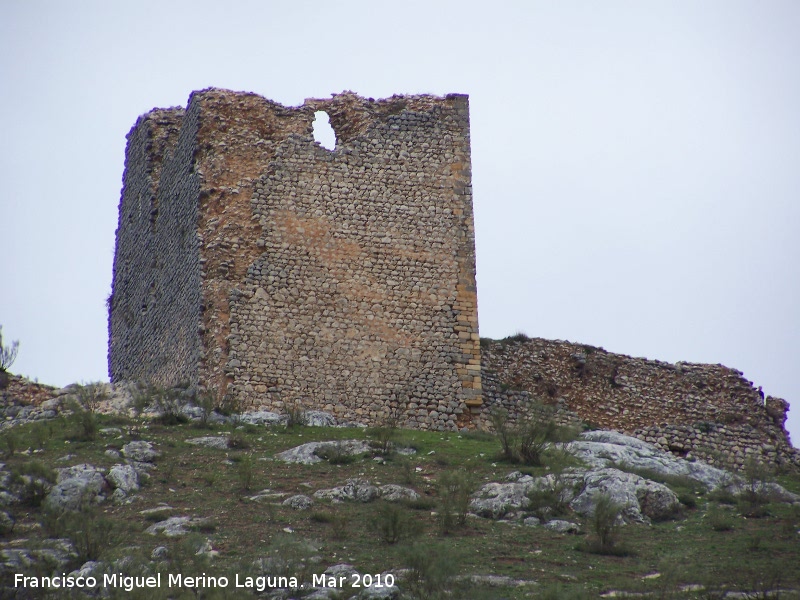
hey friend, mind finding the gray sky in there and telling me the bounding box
[1,1,798,444]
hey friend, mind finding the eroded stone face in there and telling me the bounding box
[109,89,481,431]
[478,337,800,469]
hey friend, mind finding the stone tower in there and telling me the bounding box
[109,89,482,429]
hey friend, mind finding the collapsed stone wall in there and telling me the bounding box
[477,337,798,469]
[0,375,57,408]
[110,89,482,429]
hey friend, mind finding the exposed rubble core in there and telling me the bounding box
[479,337,798,469]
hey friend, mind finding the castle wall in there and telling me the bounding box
[478,337,798,469]
[108,106,203,387]
[230,93,480,428]
[189,90,311,398]
[110,89,482,429]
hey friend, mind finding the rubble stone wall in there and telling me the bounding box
[477,337,798,469]
[108,105,202,387]
[0,375,57,409]
[110,89,481,429]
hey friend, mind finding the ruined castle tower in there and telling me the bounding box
[108,89,482,429]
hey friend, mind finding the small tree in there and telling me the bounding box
[0,325,19,389]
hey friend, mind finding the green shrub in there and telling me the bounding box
[66,408,99,442]
[194,390,217,429]
[544,443,582,471]
[191,520,217,535]
[261,534,319,585]
[236,454,255,491]
[314,442,358,465]
[73,381,109,413]
[501,331,530,344]
[394,454,417,485]
[401,543,459,599]
[707,505,736,531]
[11,459,55,483]
[311,511,349,539]
[42,498,115,563]
[30,422,49,450]
[526,472,577,522]
[310,511,334,524]
[242,423,260,435]
[284,402,307,428]
[404,496,437,511]
[331,513,352,540]
[371,502,420,544]
[774,503,800,541]
[227,431,250,450]
[490,404,577,466]
[132,383,188,425]
[459,429,495,442]
[676,489,698,509]
[68,511,114,563]
[1,430,18,458]
[0,511,13,536]
[437,470,474,534]
[202,470,218,487]
[707,486,737,505]
[694,421,716,434]
[10,460,56,507]
[737,492,770,518]
[216,392,242,417]
[0,326,19,389]
[62,382,108,442]
[745,533,765,552]
[737,458,775,518]
[585,493,626,555]
[367,408,401,455]
[143,511,167,523]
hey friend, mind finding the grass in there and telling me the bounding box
[0,415,798,598]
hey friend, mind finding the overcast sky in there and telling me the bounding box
[1,1,798,444]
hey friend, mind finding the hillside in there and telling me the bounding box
[1,382,799,599]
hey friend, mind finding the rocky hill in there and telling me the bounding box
[1,379,799,598]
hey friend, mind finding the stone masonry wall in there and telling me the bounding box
[108,106,202,387]
[110,89,482,430]
[477,337,798,470]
